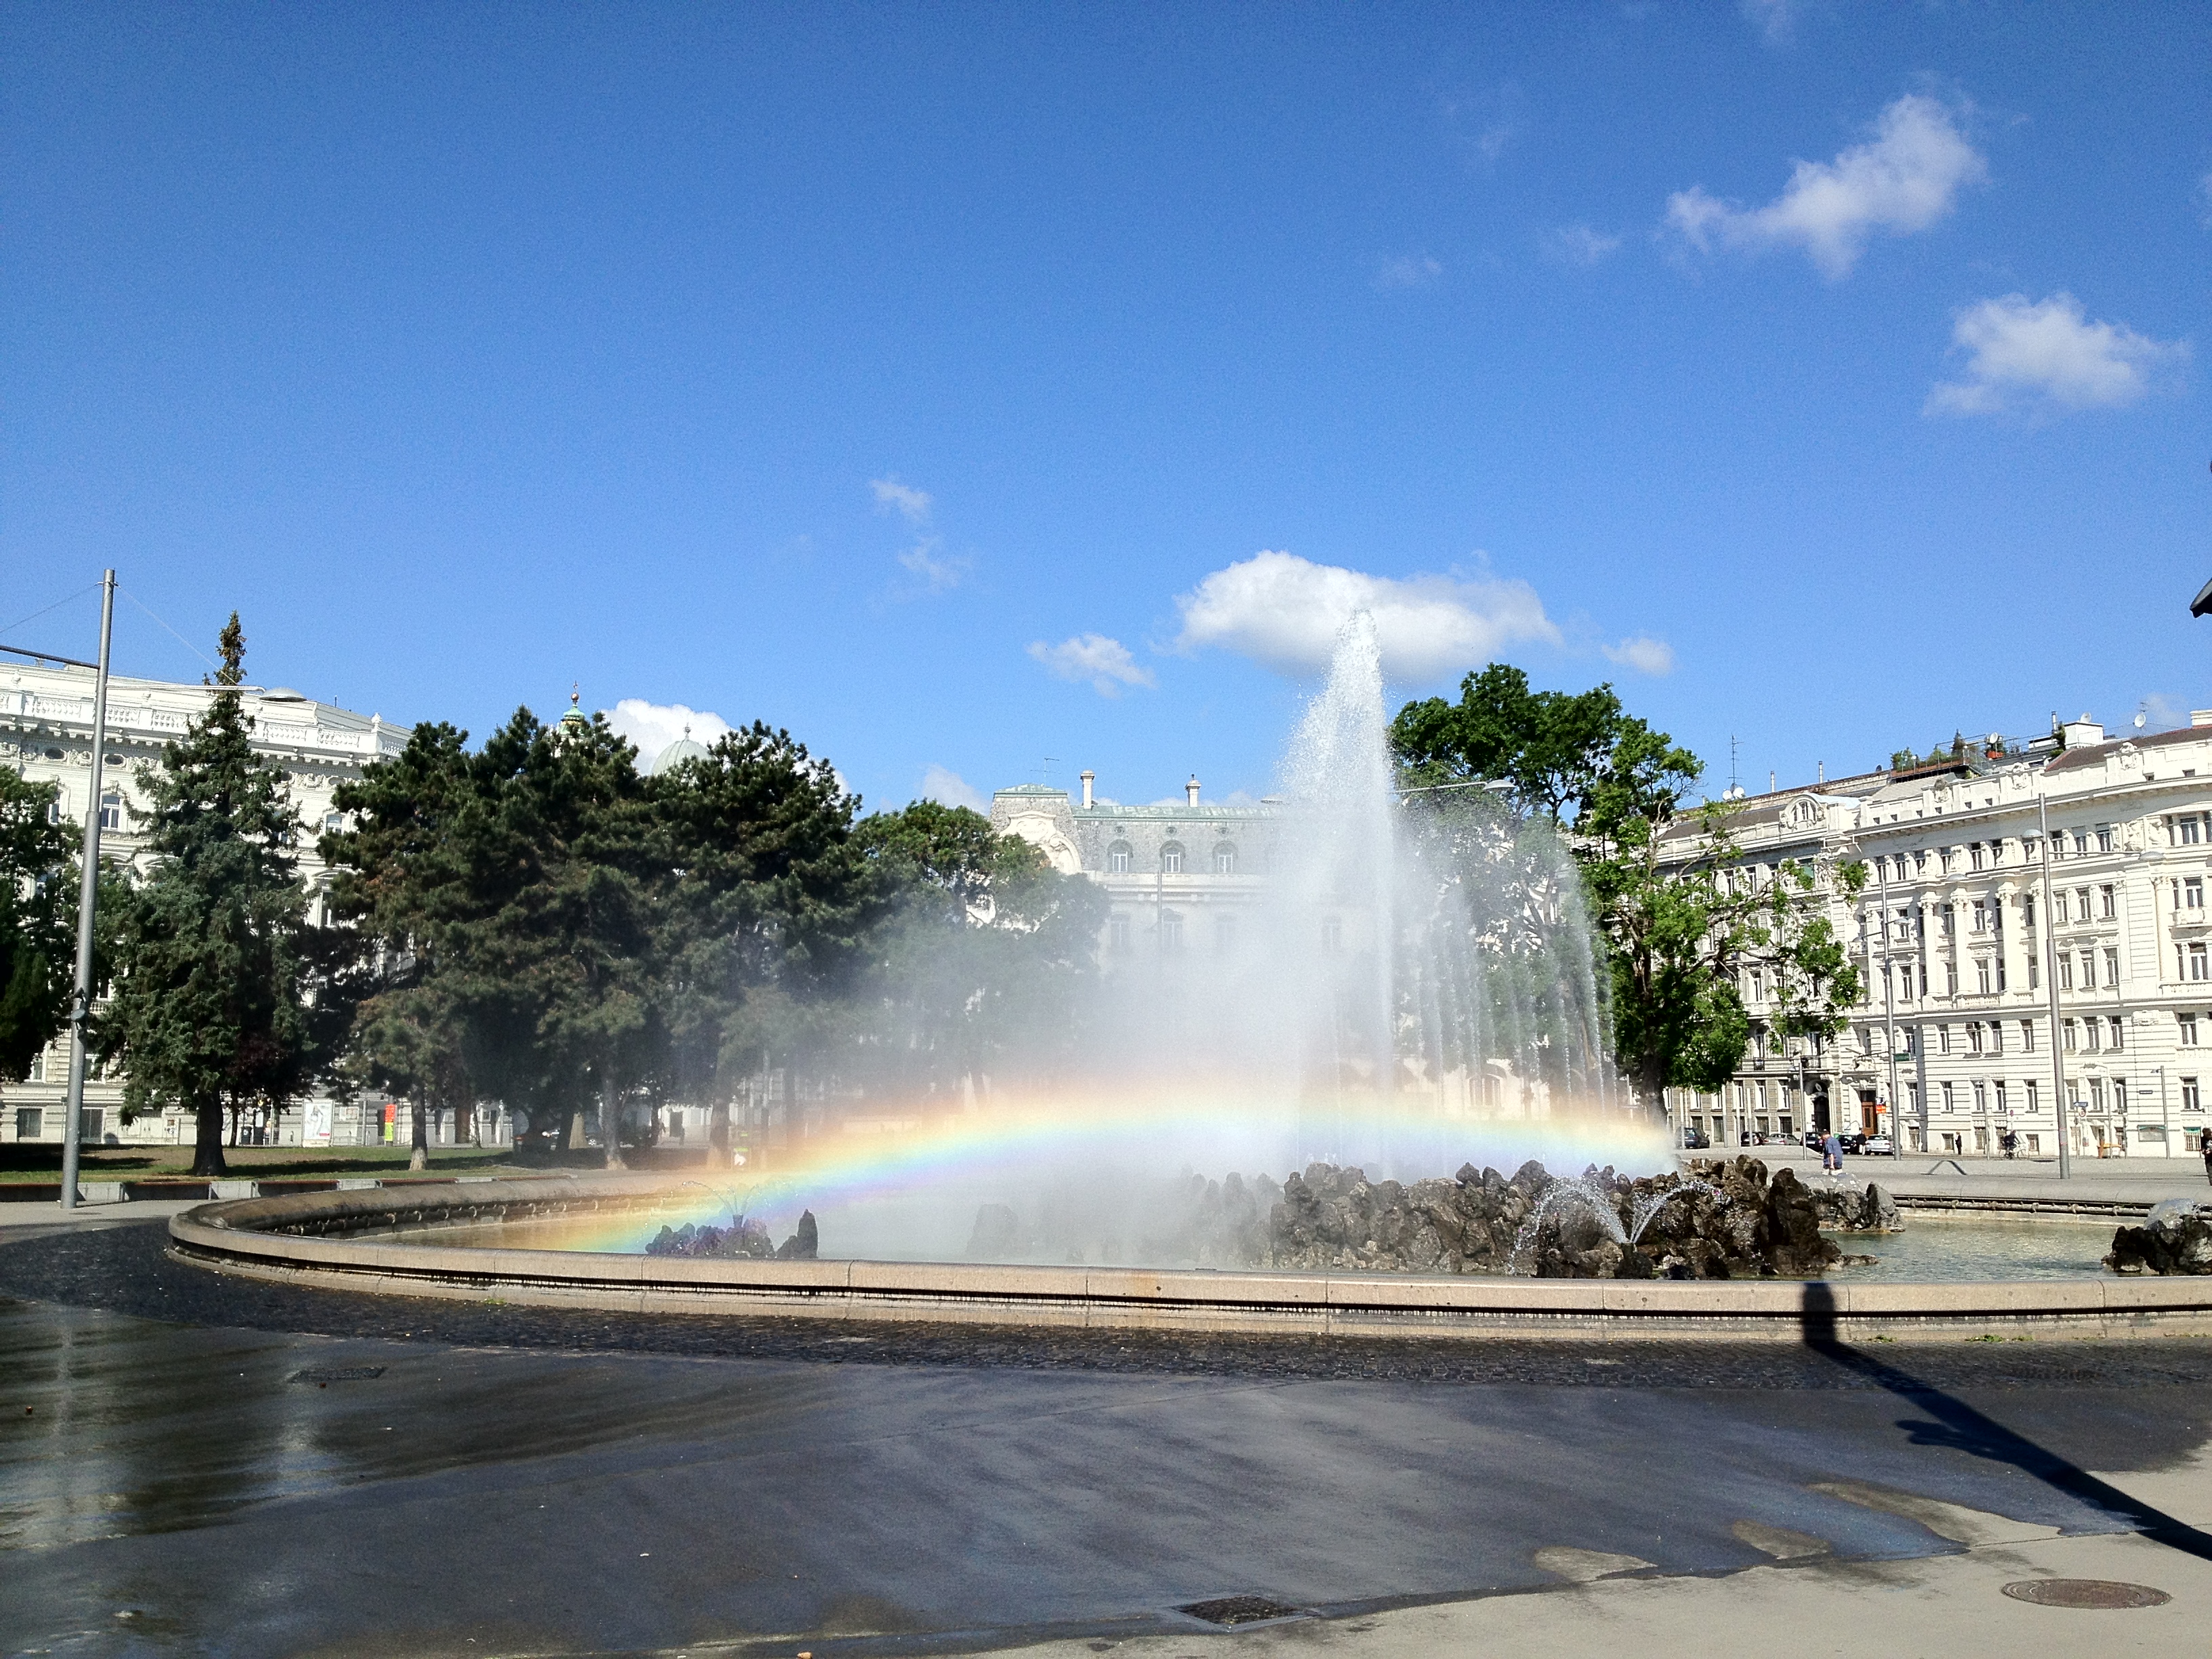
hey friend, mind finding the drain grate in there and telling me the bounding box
[1178,1597,1301,1626]
[289,1366,387,1384]
[2002,1579,2171,1610]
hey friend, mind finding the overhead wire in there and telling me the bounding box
[117,584,218,672]
[0,580,102,640]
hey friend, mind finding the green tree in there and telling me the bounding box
[95,615,320,1174]
[1391,662,1863,1109]
[323,722,483,1169]
[651,722,877,1145]
[0,769,77,1088]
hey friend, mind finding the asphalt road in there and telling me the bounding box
[5,1221,2212,1658]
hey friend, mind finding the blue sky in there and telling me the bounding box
[5,2,2207,813]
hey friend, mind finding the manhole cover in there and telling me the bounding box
[2001,1579,2171,1610]
[289,1366,387,1384]
[1179,1596,1301,1626]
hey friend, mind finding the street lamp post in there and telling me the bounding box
[1875,856,1903,1159]
[57,571,116,1212]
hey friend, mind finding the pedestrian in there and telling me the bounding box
[2199,1126,2212,1187]
[1823,1130,1843,1174]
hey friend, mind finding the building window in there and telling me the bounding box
[323,811,344,835]
[1970,843,1986,872]
[1941,847,1956,874]
[2186,1078,2203,1115]
[1212,843,1236,875]
[2053,890,2070,924]
[2026,1079,2039,1113]
[1940,1080,1955,1113]
[1160,912,1184,951]
[1107,843,1132,874]
[1975,959,1992,995]
[1971,901,1986,934]
[1972,1081,1988,1114]
[2062,1019,2077,1052]
[2074,951,2093,989]
[2184,1014,2201,1047]
[1989,1020,2004,1056]
[1937,1023,1952,1056]
[1107,915,1130,952]
[1967,1021,1984,1055]
[2104,947,2119,986]
[1944,960,1958,996]
[2075,886,2092,919]
[2098,825,2116,853]
[2021,1019,2036,1052]
[14,1107,40,1140]
[2100,884,2117,920]
[2074,830,2090,855]
[2186,877,2205,912]
[1994,1080,2009,1115]
[2110,1015,2125,1051]
[2084,1018,2102,1052]
[1160,843,1184,875]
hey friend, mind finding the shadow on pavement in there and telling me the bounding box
[1799,1279,2212,1562]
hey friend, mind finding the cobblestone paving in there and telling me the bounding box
[7,1219,2211,1391]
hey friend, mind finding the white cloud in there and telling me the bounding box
[1925,292,2188,416]
[1666,94,1984,279]
[1542,224,1622,266]
[1173,550,1560,682]
[1740,0,1801,44]
[897,539,970,592]
[869,475,933,525]
[1027,633,1156,697]
[1602,636,1677,676]
[918,764,987,811]
[1374,254,1443,291]
[603,699,734,762]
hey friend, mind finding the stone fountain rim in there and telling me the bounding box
[165,1175,2205,1344]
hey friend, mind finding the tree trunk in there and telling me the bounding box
[456,1097,476,1147]
[601,1085,626,1171]
[409,1095,429,1172]
[565,1109,586,1151]
[190,1099,228,1178]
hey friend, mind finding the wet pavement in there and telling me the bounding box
[5,1222,2212,1657]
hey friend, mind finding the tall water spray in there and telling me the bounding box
[1092,609,1639,1183]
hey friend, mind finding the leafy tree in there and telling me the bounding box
[0,769,77,1088]
[849,803,1108,1099]
[95,615,320,1175]
[1391,662,1863,1110]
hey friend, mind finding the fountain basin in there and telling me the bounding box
[167,1177,2212,1344]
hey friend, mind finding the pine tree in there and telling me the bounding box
[95,613,317,1175]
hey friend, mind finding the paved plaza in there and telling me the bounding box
[3,1211,2212,1657]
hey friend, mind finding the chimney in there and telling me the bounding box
[1186,775,1201,807]
[1079,769,1094,808]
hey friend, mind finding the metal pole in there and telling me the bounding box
[2038,790,2070,1179]
[1878,859,1901,1158]
[58,571,115,1212]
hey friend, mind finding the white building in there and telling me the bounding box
[0,660,455,1148]
[990,772,1278,957]
[1658,714,2212,1161]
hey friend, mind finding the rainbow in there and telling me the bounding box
[507,1082,1681,1257]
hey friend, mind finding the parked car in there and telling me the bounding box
[1679,1126,1711,1150]
[1801,1131,1826,1152]
[1834,1132,1866,1155]
[1859,1134,1894,1155]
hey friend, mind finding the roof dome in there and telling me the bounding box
[649,731,712,776]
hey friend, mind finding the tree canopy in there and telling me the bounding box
[1391,661,1862,1110]
[0,768,77,1087]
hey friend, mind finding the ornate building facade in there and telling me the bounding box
[0,660,435,1148]
[989,772,1279,958]
[1656,715,2212,1160]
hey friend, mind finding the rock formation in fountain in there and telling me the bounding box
[1267,1158,1842,1278]
[2106,1201,2212,1274]
[647,1208,818,1261]
[1808,1182,1905,1234]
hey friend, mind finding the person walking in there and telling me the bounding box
[2199,1125,2212,1187]
[1823,1130,1843,1175]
